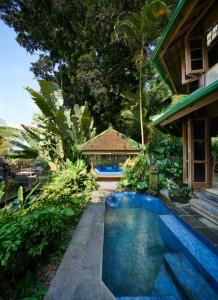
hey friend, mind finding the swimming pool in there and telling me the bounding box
[103,192,218,300]
[95,164,123,175]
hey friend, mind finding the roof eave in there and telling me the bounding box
[152,81,218,128]
[152,0,188,88]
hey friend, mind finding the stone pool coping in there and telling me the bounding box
[45,199,115,300]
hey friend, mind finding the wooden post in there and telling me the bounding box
[187,118,193,188]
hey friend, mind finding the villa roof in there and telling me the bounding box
[152,81,218,128]
[78,128,141,154]
[152,0,215,93]
[152,0,188,89]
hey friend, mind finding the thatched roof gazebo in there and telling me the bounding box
[78,128,140,179]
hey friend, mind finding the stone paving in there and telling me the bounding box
[97,180,119,190]
[45,189,115,300]
[164,201,218,248]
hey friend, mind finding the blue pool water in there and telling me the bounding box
[103,192,218,300]
[95,164,122,175]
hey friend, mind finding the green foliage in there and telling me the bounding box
[38,159,98,207]
[119,147,150,192]
[113,0,171,143]
[0,0,175,132]
[119,133,191,200]
[0,204,74,272]
[120,69,171,142]
[0,159,97,273]
[0,182,5,200]
[9,80,96,168]
[0,123,21,155]
[152,133,191,200]
[8,183,41,211]
[32,157,50,173]
[212,137,218,158]
[164,178,191,202]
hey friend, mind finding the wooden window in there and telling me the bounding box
[185,37,208,75]
[181,50,199,84]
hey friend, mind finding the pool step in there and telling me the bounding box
[117,296,176,300]
[165,253,218,300]
[159,215,218,291]
[152,265,182,300]
[190,198,218,224]
[195,190,218,206]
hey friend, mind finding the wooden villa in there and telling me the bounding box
[153,0,218,191]
[78,128,140,179]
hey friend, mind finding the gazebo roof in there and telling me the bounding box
[78,128,141,154]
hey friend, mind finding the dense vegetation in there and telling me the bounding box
[0,160,97,298]
[0,0,175,136]
[119,134,191,201]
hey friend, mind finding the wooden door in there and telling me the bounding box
[183,118,211,189]
[192,118,210,188]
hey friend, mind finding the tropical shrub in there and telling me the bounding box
[0,204,74,272]
[0,159,97,273]
[119,147,150,192]
[164,178,191,202]
[0,182,5,200]
[119,133,191,200]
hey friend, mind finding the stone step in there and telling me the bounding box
[165,253,218,300]
[159,215,218,291]
[190,198,218,224]
[195,190,218,206]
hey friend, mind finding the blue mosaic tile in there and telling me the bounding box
[165,253,218,300]
[160,215,218,291]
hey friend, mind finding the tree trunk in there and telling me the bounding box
[139,53,144,146]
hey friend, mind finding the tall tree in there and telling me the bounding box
[113,0,170,144]
[0,0,175,135]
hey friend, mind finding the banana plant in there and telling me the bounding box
[25,80,95,163]
[8,80,96,167]
[0,123,21,155]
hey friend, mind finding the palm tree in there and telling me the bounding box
[112,0,169,145]
[121,81,171,143]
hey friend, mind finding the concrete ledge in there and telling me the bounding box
[45,202,115,300]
